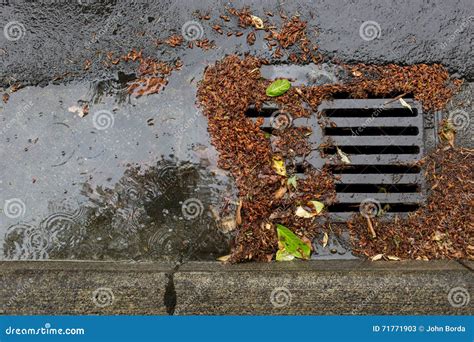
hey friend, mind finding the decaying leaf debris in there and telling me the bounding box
[349,145,473,260]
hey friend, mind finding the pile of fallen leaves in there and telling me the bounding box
[349,142,473,260]
[121,49,182,97]
[197,54,463,262]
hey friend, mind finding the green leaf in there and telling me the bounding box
[266,79,291,97]
[287,175,297,190]
[276,224,311,260]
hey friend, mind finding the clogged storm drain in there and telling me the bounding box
[249,99,426,221]
[197,55,472,262]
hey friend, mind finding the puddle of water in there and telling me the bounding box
[0,48,237,261]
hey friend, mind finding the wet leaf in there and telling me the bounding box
[68,105,88,118]
[276,249,295,261]
[371,253,384,261]
[287,175,297,190]
[387,255,401,261]
[217,254,231,262]
[295,206,315,218]
[220,216,237,233]
[274,185,287,199]
[250,15,264,29]
[266,79,291,97]
[440,121,456,147]
[272,156,287,176]
[276,224,311,260]
[295,200,324,218]
[309,200,324,214]
[336,147,351,164]
[322,232,329,248]
[399,98,413,112]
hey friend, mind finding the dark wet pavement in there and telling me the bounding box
[0,0,472,260]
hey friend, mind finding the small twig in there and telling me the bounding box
[383,92,408,105]
[366,216,376,238]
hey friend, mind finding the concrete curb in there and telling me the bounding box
[1,260,472,315]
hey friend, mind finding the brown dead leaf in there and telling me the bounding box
[274,185,287,199]
[235,199,243,225]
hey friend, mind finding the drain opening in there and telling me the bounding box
[323,146,420,154]
[324,108,418,117]
[324,126,419,136]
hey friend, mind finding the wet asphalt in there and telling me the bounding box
[0,0,472,261]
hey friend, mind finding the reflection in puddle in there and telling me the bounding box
[3,159,235,261]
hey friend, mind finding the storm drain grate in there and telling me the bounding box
[246,98,427,221]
